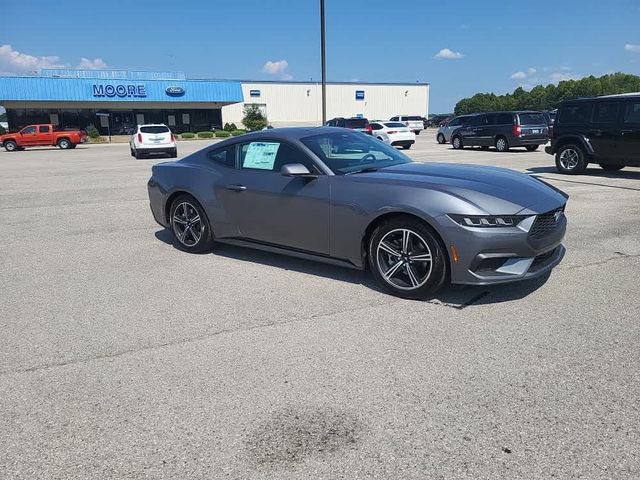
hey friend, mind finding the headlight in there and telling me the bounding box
[448,214,528,227]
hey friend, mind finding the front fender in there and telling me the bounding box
[552,134,594,155]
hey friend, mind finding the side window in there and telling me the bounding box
[469,115,485,127]
[449,118,461,127]
[592,102,619,123]
[21,126,36,134]
[485,114,496,125]
[624,101,640,123]
[39,125,50,133]
[390,116,398,121]
[207,147,235,168]
[239,141,320,173]
[558,103,593,124]
[497,113,514,125]
[370,123,382,131]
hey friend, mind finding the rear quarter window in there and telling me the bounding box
[558,104,593,125]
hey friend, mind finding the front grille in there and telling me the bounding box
[529,207,564,239]
[531,247,557,267]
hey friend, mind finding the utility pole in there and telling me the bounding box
[320,0,327,124]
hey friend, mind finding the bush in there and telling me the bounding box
[215,131,231,138]
[197,131,213,138]
[223,122,237,132]
[230,130,245,136]
[181,132,195,139]
[242,104,268,131]
[86,124,101,139]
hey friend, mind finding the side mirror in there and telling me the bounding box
[281,163,317,178]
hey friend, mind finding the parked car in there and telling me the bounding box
[325,117,373,135]
[130,124,177,159]
[389,115,424,134]
[451,111,549,152]
[1,124,87,152]
[148,127,567,300]
[370,121,416,149]
[545,94,640,174]
[436,115,475,144]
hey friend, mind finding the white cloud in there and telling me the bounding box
[527,67,537,75]
[0,44,67,74]
[262,59,289,74]
[625,43,640,53]
[511,71,527,80]
[434,48,464,60]
[78,57,108,69]
[549,71,576,83]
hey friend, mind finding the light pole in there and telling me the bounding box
[320,0,327,124]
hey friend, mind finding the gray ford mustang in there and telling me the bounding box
[148,127,567,299]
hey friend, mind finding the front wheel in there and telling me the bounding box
[436,133,445,144]
[169,195,214,253]
[556,144,587,174]
[4,140,18,152]
[402,144,412,150]
[57,138,71,149]
[368,217,447,300]
[526,145,539,152]
[599,164,624,171]
[451,136,463,150]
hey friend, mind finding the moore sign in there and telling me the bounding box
[92,84,147,98]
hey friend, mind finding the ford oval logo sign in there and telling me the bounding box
[165,86,185,96]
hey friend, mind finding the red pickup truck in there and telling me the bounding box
[1,124,87,152]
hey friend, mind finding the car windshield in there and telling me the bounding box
[384,122,406,128]
[344,119,368,128]
[301,131,412,175]
[519,113,546,125]
[140,126,169,134]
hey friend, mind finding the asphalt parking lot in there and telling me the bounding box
[1,131,639,479]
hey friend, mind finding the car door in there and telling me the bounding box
[38,125,53,145]
[620,99,640,164]
[589,101,622,160]
[19,126,38,146]
[460,114,485,146]
[443,117,461,141]
[217,139,330,254]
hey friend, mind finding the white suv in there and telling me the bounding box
[130,124,177,159]
[389,115,424,135]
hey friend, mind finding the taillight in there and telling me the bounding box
[514,124,522,136]
[137,133,142,143]
[387,131,397,135]
[170,132,174,142]
[365,124,372,134]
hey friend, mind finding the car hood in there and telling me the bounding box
[358,162,568,215]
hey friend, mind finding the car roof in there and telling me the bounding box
[561,93,640,102]
[138,123,168,127]
[214,126,350,144]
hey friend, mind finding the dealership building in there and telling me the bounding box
[0,69,429,134]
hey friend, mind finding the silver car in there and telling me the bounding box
[148,127,567,300]
[436,115,474,144]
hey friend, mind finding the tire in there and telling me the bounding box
[415,130,420,135]
[451,136,463,150]
[130,148,135,157]
[437,133,446,144]
[69,144,77,149]
[134,149,143,159]
[555,144,587,174]
[170,150,178,158]
[4,140,18,152]
[525,145,539,152]
[57,138,71,149]
[599,164,624,171]
[495,136,509,152]
[368,216,448,300]
[169,194,214,253]
[402,144,411,150]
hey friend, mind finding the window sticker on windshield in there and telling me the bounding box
[243,142,280,170]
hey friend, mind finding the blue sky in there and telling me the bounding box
[1,0,639,113]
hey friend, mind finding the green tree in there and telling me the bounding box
[454,72,640,115]
[242,105,268,131]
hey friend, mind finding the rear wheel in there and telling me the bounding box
[134,149,144,159]
[525,145,539,152]
[402,144,412,150]
[4,140,18,152]
[130,148,135,157]
[368,217,447,300]
[451,136,463,150]
[495,136,509,152]
[415,130,421,135]
[169,195,214,253]
[556,144,587,174]
[437,133,445,144]
[57,138,71,149]
[600,164,624,171]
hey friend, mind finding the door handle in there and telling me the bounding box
[226,184,246,192]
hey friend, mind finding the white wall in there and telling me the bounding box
[222,82,429,127]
